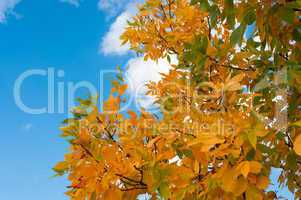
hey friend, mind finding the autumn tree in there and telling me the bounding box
[54,0,301,199]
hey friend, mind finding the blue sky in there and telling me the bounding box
[0,0,131,199]
[0,0,170,199]
[0,0,294,199]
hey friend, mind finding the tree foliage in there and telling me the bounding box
[54,0,301,199]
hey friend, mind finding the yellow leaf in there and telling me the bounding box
[248,131,257,149]
[86,106,98,122]
[292,121,301,127]
[104,94,120,113]
[249,161,262,174]
[187,135,224,147]
[147,136,161,148]
[118,84,128,95]
[78,128,90,145]
[194,160,199,173]
[246,186,263,200]
[239,161,250,178]
[220,164,241,193]
[221,168,237,192]
[104,187,122,200]
[294,134,301,156]
[224,74,244,91]
[232,176,248,196]
[128,110,138,126]
[253,122,268,137]
[53,161,68,174]
[257,176,270,189]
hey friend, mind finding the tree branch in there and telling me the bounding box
[79,144,99,163]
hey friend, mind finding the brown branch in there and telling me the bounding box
[175,129,197,138]
[151,13,179,55]
[96,117,113,139]
[209,57,256,71]
[220,63,255,71]
[79,144,99,163]
[120,187,147,192]
[115,174,142,185]
[207,16,211,41]
[167,0,174,20]
[96,117,125,153]
[134,165,144,183]
[116,168,147,187]
[285,132,294,148]
[116,169,147,192]
[295,178,301,188]
[279,53,289,61]
[160,3,168,20]
[156,26,179,55]
[164,0,175,31]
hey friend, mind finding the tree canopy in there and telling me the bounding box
[54,0,301,199]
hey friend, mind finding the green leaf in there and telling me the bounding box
[287,152,297,171]
[176,149,184,159]
[279,6,295,24]
[182,149,193,158]
[247,131,257,149]
[159,182,171,200]
[276,132,286,140]
[163,97,174,111]
[167,54,171,63]
[246,38,260,50]
[209,5,220,27]
[246,149,256,161]
[207,178,219,190]
[199,36,208,54]
[190,0,199,5]
[77,97,92,106]
[176,189,186,200]
[62,118,75,124]
[224,0,235,29]
[198,55,207,69]
[230,25,245,46]
[286,1,301,10]
[191,0,210,12]
[53,161,68,176]
[200,0,210,11]
[258,144,271,154]
[243,8,256,25]
[293,28,301,42]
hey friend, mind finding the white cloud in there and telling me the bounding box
[125,55,178,109]
[98,0,142,17]
[98,0,128,17]
[0,0,21,23]
[100,11,131,56]
[60,0,81,7]
[100,0,178,110]
[99,1,143,56]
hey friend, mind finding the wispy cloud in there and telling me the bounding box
[97,0,128,17]
[0,0,22,23]
[100,11,131,56]
[21,123,33,132]
[125,55,178,109]
[99,1,142,55]
[100,0,178,109]
[60,0,81,7]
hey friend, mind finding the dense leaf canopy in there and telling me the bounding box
[54,0,301,199]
